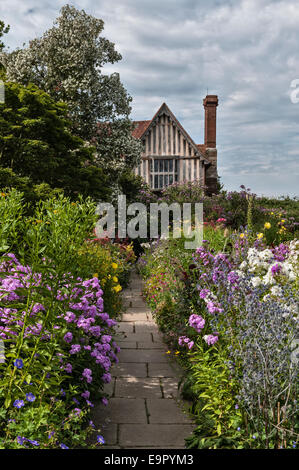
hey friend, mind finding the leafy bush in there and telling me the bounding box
[0,82,112,201]
[0,190,132,448]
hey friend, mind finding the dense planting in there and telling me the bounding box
[0,191,135,448]
[138,184,299,449]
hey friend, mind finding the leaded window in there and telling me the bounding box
[149,158,178,190]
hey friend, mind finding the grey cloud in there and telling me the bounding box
[0,0,298,196]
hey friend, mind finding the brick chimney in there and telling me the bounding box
[203,95,218,148]
[203,95,219,195]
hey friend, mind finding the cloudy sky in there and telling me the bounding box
[1,0,299,197]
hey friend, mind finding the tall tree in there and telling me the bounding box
[1,5,142,174]
[0,81,111,201]
[0,20,9,52]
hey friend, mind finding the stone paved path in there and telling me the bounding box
[91,269,195,449]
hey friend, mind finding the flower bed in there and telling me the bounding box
[138,229,299,449]
[0,190,132,448]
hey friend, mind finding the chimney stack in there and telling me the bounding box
[203,95,218,148]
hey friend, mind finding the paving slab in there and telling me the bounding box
[134,322,159,334]
[148,363,180,378]
[161,378,180,398]
[90,424,118,446]
[92,398,147,424]
[89,269,195,450]
[117,349,170,363]
[117,341,137,349]
[119,424,195,447]
[111,362,147,378]
[115,377,162,399]
[115,322,134,334]
[126,307,152,314]
[122,312,148,322]
[146,399,191,424]
[137,341,165,350]
[120,332,153,343]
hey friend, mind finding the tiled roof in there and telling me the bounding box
[197,144,206,153]
[132,120,151,139]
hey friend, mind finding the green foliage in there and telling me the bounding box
[184,342,242,449]
[0,190,131,448]
[95,119,143,175]
[1,5,142,174]
[0,167,63,209]
[0,20,9,54]
[117,171,145,203]
[0,81,111,201]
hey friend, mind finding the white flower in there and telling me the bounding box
[239,261,247,271]
[251,276,263,287]
[270,285,282,297]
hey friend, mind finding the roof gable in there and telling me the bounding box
[132,103,206,159]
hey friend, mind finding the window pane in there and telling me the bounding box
[175,159,178,172]
[165,175,169,186]
[150,175,153,188]
[154,175,158,189]
[164,159,169,172]
[175,174,178,182]
[169,159,173,172]
[150,160,153,171]
[159,175,163,188]
[169,175,173,185]
[159,160,164,172]
[154,159,159,172]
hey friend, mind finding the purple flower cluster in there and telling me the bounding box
[188,314,205,332]
[178,336,194,349]
[0,253,121,429]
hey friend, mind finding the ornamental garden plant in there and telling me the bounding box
[0,190,133,448]
[137,183,298,449]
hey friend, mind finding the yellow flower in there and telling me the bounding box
[280,219,285,224]
[257,233,263,239]
[93,273,98,278]
[53,210,58,214]
[240,233,245,239]
[111,262,118,270]
[101,278,106,285]
[1,192,6,197]
[270,212,274,215]
[175,351,180,355]
[166,350,171,355]
[113,284,122,293]
[264,222,271,229]
[113,276,118,283]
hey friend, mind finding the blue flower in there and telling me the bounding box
[14,359,24,369]
[13,399,25,409]
[17,436,26,445]
[27,439,39,446]
[60,443,69,449]
[26,393,36,402]
[97,435,105,445]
